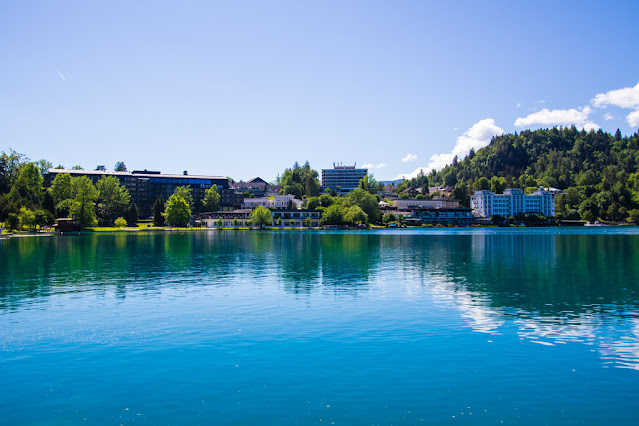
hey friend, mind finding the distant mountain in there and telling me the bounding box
[380,179,403,186]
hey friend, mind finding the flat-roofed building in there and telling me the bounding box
[471,188,555,218]
[321,163,367,194]
[198,208,320,228]
[393,198,461,210]
[403,207,475,226]
[45,169,243,217]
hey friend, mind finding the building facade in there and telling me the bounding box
[45,169,243,217]
[198,208,320,228]
[241,194,296,210]
[393,199,461,210]
[403,207,475,226]
[321,164,367,194]
[230,177,269,198]
[271,209,320,227]
[199,210,253,228]
[471,188,555,218]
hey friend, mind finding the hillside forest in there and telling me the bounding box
[399,126,639,223]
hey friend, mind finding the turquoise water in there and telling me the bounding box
[1,228,639,424]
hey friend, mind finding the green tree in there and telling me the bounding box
[344,205,368,225]
[173,186,193,208]
[319,194,334,207]
[345,188,380,223]
[232,218,239,228]
[476,177,490,191]
[125,202,139,227]
[152,198,165,226]
[0,149,29,194]
[96,175,131,224]
[18,207,36,231]
[10,162,43,208]
[320,204,344,226]
[358,174,380,194]
[114,217,127,228]
[217,218,223,228]
[304,196,321,209]
[250,205,272,229]
[71,165,83,170]
[579,199,597,223]
[278,161,321,198]
[382,212,396,224]
[70,176,98,228]
[114,162,127,172]
[50,173,73,207]
[36,159,52,177]
[35,209,54,228]
[304,216,312,227]
[42,191,56,216]
[490,177,506,194]
[6,212,20,231]
[163,194,191,227]
[304,173,321,197]
[201,185,220,211]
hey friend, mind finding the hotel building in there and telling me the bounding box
[321,163,367,194]
[470,188,555,218]
[45,169,243,217]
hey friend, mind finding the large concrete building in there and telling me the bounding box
[470,188,555,218]
[45,169,243,217]
[321,163,367,194]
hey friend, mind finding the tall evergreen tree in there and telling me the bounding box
[125,202,139,227]
[152,198,165,226]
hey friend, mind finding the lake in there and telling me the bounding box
[2,228,639,424]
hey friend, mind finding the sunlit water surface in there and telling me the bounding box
[2,228,639,424]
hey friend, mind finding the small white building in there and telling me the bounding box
[471,188,555,218]
[242,194,299,209]
[241,198,271,209]
[274,194,295,208]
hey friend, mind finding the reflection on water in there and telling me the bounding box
[2,229,639,370]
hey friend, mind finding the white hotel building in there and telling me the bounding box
[471,188,555,218]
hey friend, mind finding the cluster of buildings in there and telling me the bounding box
[45,164,558,227]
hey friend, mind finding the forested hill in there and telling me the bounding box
[404,126,639,222]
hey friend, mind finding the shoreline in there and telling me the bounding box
[2,223,637,238]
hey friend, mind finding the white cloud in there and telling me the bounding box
[514,106,599,130]
[516,103,521,109]
[395,118,504,179]
[362,163,386,169]
[627,110,639,128]
[401,153,418,163]
[592,82,639,109]
[603,112,614,121]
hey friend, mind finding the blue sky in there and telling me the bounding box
[1,1,638,182]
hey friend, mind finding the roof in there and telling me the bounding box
[47,169,227,180]
[247,177,267,184]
